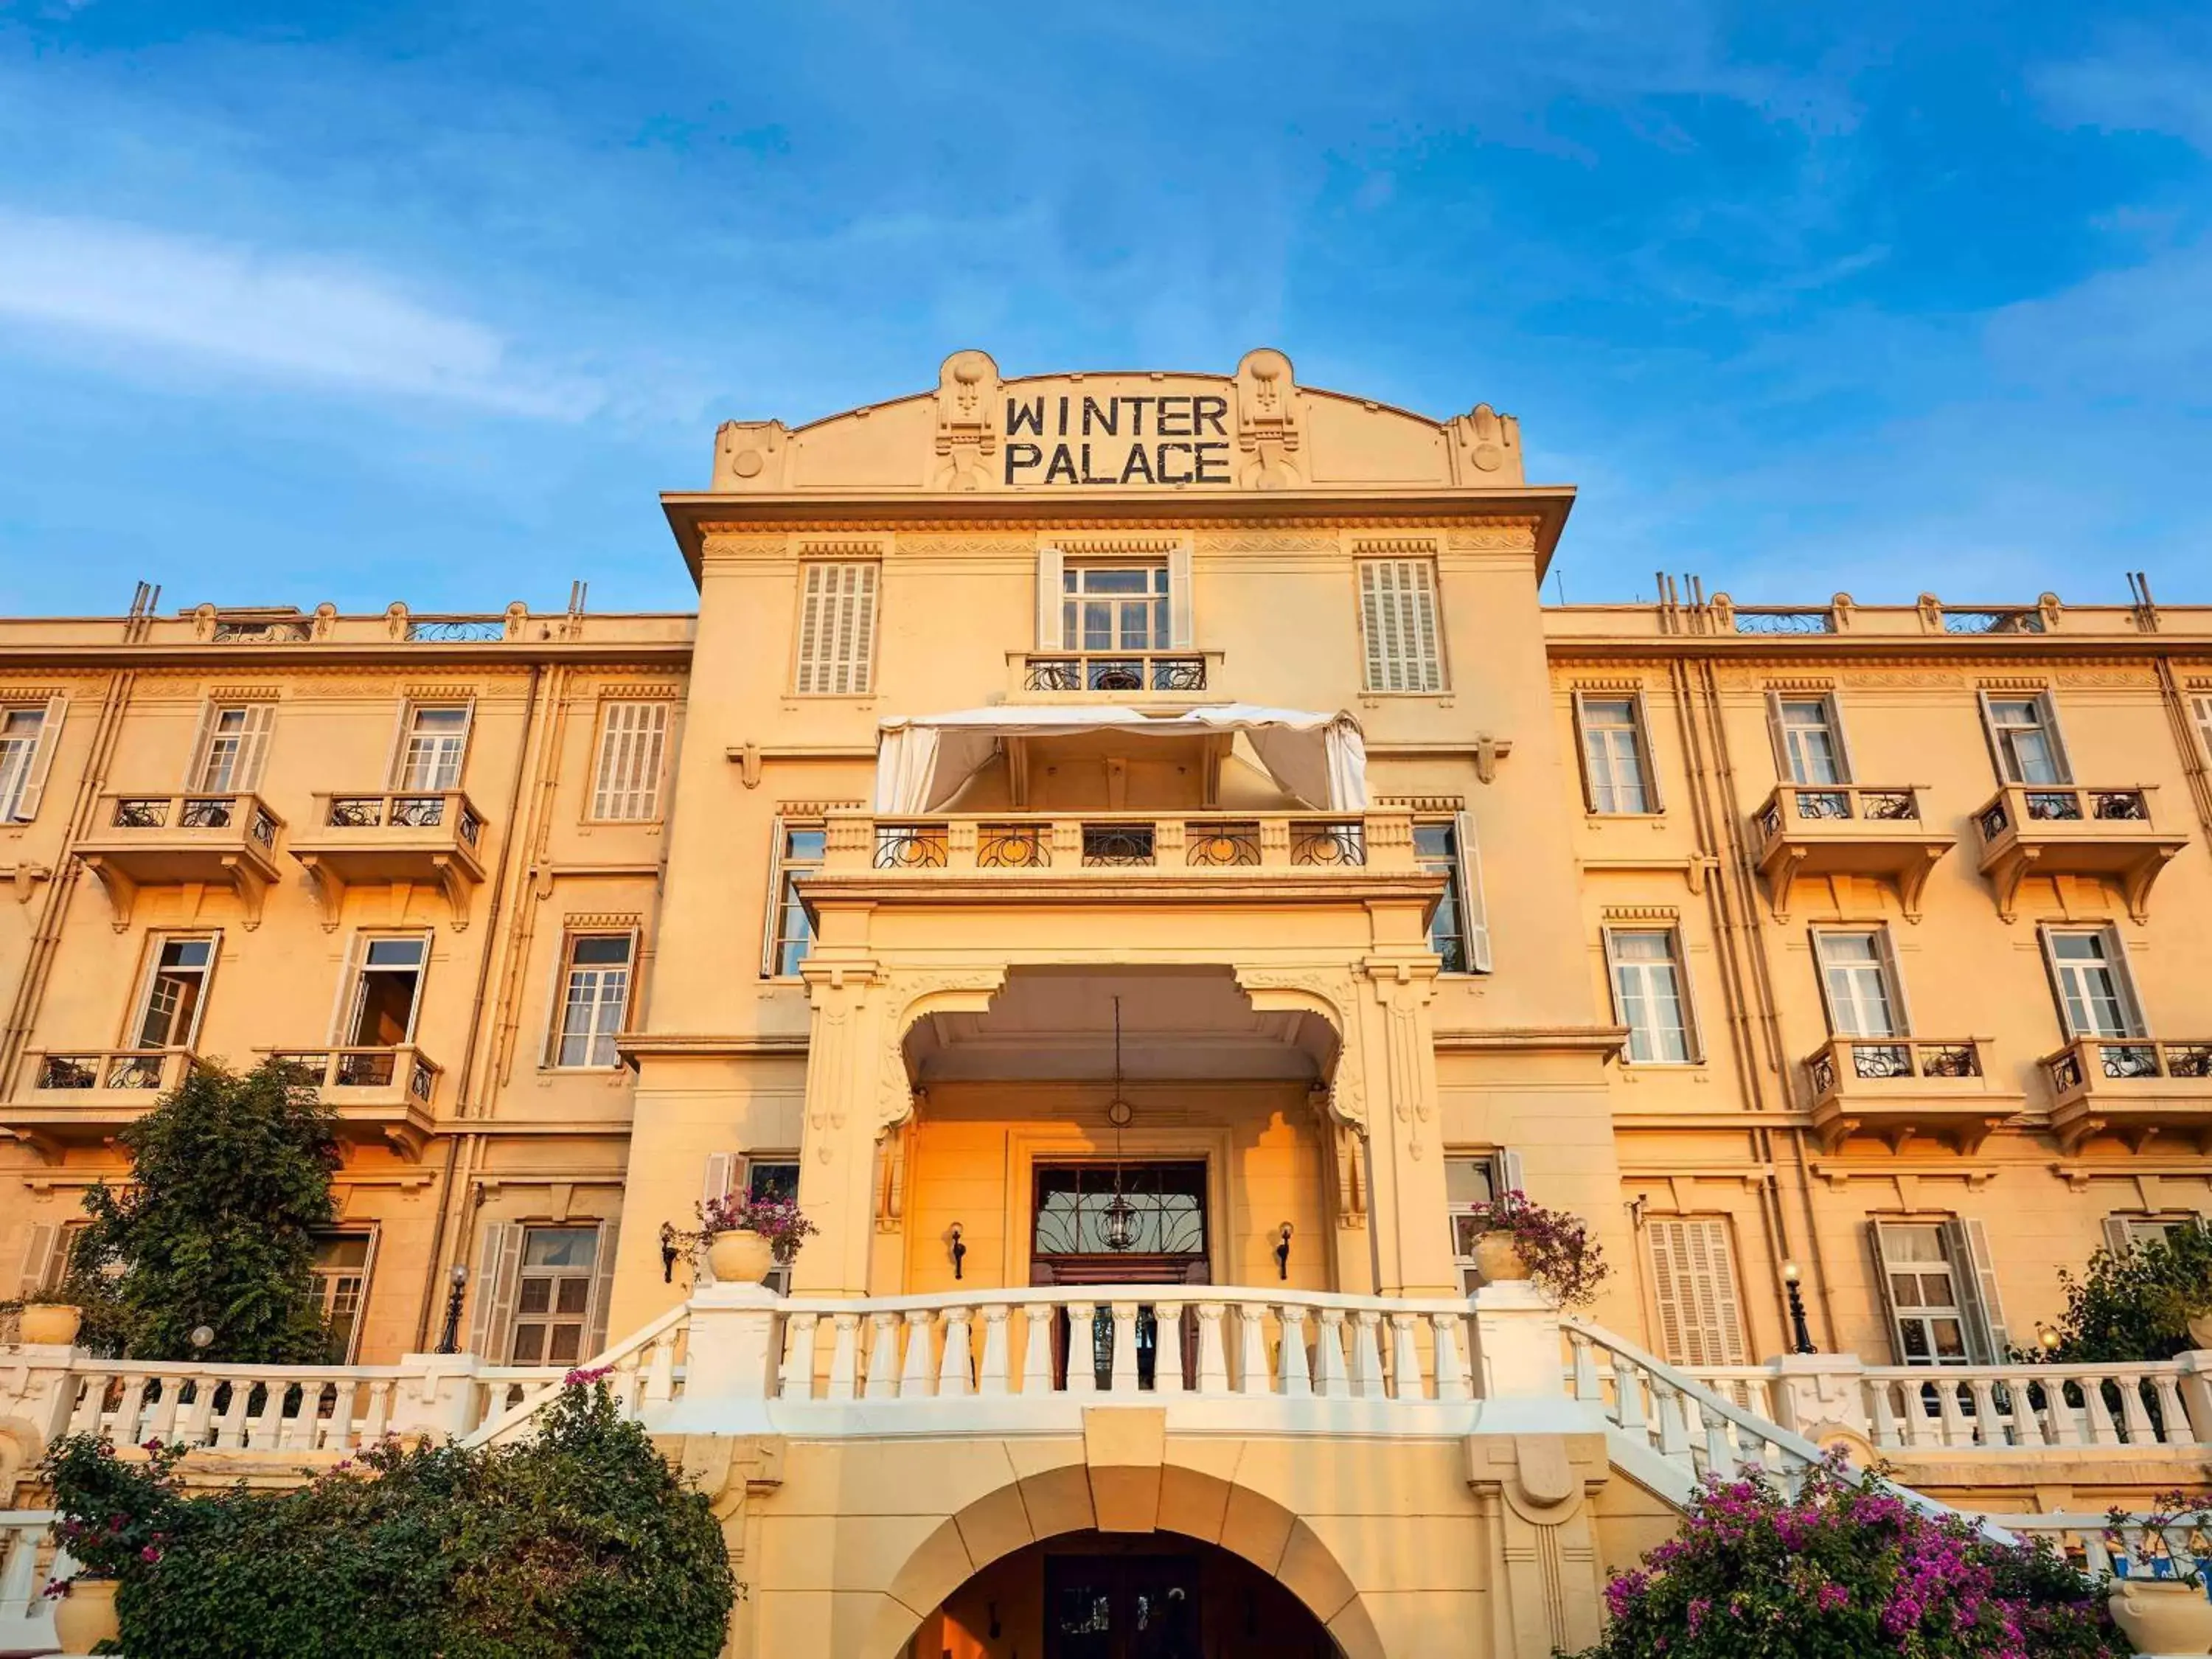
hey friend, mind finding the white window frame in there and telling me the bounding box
[1978,689,2072,786]
[1767,691,1852,787]
[127,933,219,1051]
[549,931,636,1069]
[587,700,670,822]
[1413,813,1492,974]
[2192,694,2212,767]
[0,695,65,823]
[707,1152,801,1293]
[1356,558,1447,694]
[1812,928,1908,1039]
[2039,925,2149,1040]
[1062,560,1171,653]
[1604,926,1700,1065]
[2104,1213,2209,1256]
[1444,1150,1520,1294]
[506,1224,602,1367]
[761,819,826,978]
[1645,1217,1750,1368]
[1574,692,1660,814]
[187,702,274,794]
[310,1229,379,1365]
[1871,1219,2008,1367]
[390,703,473,792]
[793,562,880,695]
[337,931,432,1047]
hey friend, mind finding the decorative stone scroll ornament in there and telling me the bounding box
[1366,961,1441,1160]
[1446,403,1524,484]
[932,349,1002,492]
[711,419,790,491]
[1233,347,1304,489]
[1234,967,1364,1130]
[874,969,1009,1133]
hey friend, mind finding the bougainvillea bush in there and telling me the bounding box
[1575,1453,2127,1659]
[44,1374,734,1658]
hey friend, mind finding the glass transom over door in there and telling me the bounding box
[1029,1163,1208,1391]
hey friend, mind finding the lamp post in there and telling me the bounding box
[1783,1261,1816,1355]
[436,1264,468,1355]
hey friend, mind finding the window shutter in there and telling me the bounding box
[1455,810,1492,973]
[2101,1217,2137,1259]
[236,704,274,792]
[1500,1148,1527,1199]
[1646,1219,1749,1367]
[1036,547,1065,649]
[796,564,879,695]
[703,1152,739,1207]
[1868,1223,1910,1364]
[1167,546,1194,649]
[1944,1217,2011,1364]
[1357,560,1443,693]
[468,1221,525,1360]
[2194,695,2212,762]
[1974,690,2011,784]
[2038,692,2075,785]
[15,694,66,820]
[583,1216,622,1359]
[1763,691,1792,780]
[1828,695,1858,785]
[16,1223,57,1298]
[591,702,668,821]
[183,702,219,789]
[1568,692,1598,813]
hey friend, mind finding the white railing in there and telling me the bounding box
[462,1301,692,1448]
[765,1287,1475,1408]
[2000,1512,2207,1581]
[0,1509,65,1652]
[1566,1322,1825,1495]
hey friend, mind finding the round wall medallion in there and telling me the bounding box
[731,449,765,478]
[1105,1099,1135,1128]
[1472,444,1504,472]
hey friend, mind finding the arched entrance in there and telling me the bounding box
[914,1532,1342,1658]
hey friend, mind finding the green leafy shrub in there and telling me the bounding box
[1576,1453,2126,1659]
[2046,1226,2212,1363]
[46,1377,735,1658]
[70,1059,341,1363]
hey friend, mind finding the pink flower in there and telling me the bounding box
[139,1545,160,1563]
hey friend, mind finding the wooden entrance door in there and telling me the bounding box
[1044,1554,1203,1659]
[1030,1162,1208,1390]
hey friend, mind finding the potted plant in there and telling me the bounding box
[700,1192,816,1287]
[1461,1189,1609,1308]
[17,1289,83,1347]
[2104,1491,2212,1656]
[41,1434,186,1655]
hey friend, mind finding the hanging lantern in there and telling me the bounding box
[1099,994,1140,1251]
[1102,1190,1139,1253]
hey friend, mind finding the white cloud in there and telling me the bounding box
[2033,37,2212,153]
[0,209,602,418]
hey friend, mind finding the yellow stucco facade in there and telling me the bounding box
[2,349,2209,1655]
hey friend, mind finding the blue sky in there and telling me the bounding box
[1,1,2208,616]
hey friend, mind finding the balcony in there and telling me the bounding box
[288,790,487,930]
[2042,1037,2212,1153]
[1805,1036,2018,1153]
[4,1048,198,1149]
[1970,784,2185,922]
[264,1046,442,1154]
[74,792,285,931]
[1009,650,1222,698]
[1750,785,1954,921]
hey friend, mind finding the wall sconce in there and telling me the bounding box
[659,1221,681,1284]
[1274,1222,1293,1281]
[949,1222,967,1281]
[1781,1260,1815,1354]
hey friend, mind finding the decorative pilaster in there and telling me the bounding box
[791,958,885,1296]
[1466,1433,1612,1659]
[1357,955,1457,1296]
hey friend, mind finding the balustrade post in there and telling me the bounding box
[1019,1307,1054,1397]
[898,1310,936,1397]
[937,1307,975,1398]
[1065,1304,1099,1396]
[1312,1309,1351,1399]
[0,1346,88,1449]
[387,1352,487,1440]
[1351,1310,1387,1400]
[977,1307,1012,1397]
[1766,1353,1873,1444]
[1471,1284,1594,1432]
[1235,1307,1271,1397]
[2175,1350,2212,1446]
[865,1312,902,1399]
[1107,1303,1141,1394]
[654,1281,778,1434]
[1194,1304,1230,1394]
[1389,1313,1424,1401]
[780,1313,820,1401]
[1277,1307,1312,1398]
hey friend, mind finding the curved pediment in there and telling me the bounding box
[706,347,1525,495]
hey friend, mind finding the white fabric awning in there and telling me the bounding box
[873,704,1368,815]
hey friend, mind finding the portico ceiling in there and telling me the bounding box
[905,965,1335,1085]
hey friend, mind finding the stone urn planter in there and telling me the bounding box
[2188,1312,2212,1350]
[51,1576,120,1655]
[706,1230,776,1286]
[2108,1577,2212,1655]
[1472,1232,1533,1284]
[19,1304,83,1346]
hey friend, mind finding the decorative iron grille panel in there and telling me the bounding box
[1032,1164,1206,1258]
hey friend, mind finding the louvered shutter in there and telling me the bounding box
[1357,561,1443,693]
[1646,1220,1749,1366]
[1763,690,1792,779]
[183,702,219,789]
[703,1152,739,1207]
[14,694,66,820]
[1167,546,1194,649]
[1868,1223,1911,1363]
[234,704,274,791]
[16,1223,57,1298]
[796,564,879,694]
[2102,1217,2138,1259]
[1454,809,1493,973]
[1944,1217,2011,1364]
[1500,1149,1527,1200]
[591,702,668,821]
[468,1221,525,1359]
[2194,695,2212,762]
[1036,547,1065,649]
[582,1216,622,1358]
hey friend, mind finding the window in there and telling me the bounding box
[1646,1219,1749,1367]
[1064,563,1168,652]
[589,701,669,821]
[1871,1220,2008,1367]
[0,699,63,823]
[508,1226,599,1366]
[553,935,633,1068]
[1357,560,1445,693]
[190,704,273,793]
[1980,692,2069,785]
[17,1220,85,1298]
[704,1154,800,1291]
[1815,931,1905,1038]
[794,563,879,695]
[2042,928,2145,1039]
[1607,929,1697,1064]
[2104,1214,2208,1256]
[312,1235,375,1363]
[345,936,429,1046]
[133,936,215,1050]
[1445,1155,1502,1293]
[1577,695,1657,813]
[1413,818,1490,973]
[1771,695,1848,786]
[2194,695,2212,764]
[396,706,470,790]
[763,824,826,977]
